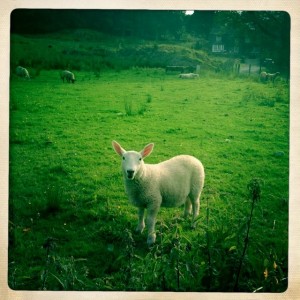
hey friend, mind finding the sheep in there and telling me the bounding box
[16,66,30,79]
[260,71,280,83]
[112,141,205,246]
[179,73,199,79]
[260,71,268,82]
[60,70,75,83]
[267,72,280,82]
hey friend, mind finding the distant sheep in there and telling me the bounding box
[260,71,268,82]
[16,66,30,79]
[112,141,205,246]
[267,72,280,82]
[60,70,75,83]
[260,71,280,83]
[179,73,199,79]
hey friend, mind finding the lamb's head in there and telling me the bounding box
[112,141,154,180]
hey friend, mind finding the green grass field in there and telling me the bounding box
[9,67,289,292]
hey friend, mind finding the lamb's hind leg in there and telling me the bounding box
[192,198,200,227]
[190,194,200,228]
[184,198,192,218]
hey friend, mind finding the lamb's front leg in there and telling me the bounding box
[136,207,145,233]
[146,207,159,246]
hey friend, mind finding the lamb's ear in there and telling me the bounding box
[112,140,126,156]
[140,143,154,158]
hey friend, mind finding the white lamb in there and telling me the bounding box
[16,66,30,79]
[179,73,199,79]
[112,141,205,246]
[60,70,75,83]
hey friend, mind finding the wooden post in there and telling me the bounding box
[248,64,252,75]
[234,59,240,74]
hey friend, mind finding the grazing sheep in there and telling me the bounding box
[260,71,268,82]
[267,72,280,82]
[260,71,280,83]
[179,73,199,79]
[16,66,30,79]
[112,141,205,246]
[60,70,75,83]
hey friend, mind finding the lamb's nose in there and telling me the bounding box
[127,170,134,178]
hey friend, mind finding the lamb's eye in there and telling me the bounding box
[139,157,142,161]
[122,156,125,160]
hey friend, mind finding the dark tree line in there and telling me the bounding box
[11,10,290,72]
[10,10,186,38]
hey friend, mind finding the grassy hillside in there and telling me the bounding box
[9,31,289,292]
[10,29,220,73]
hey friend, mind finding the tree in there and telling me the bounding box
[240,11,290,73]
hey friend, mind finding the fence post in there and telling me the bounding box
[248,64,252,75]
[233,59,240,75]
